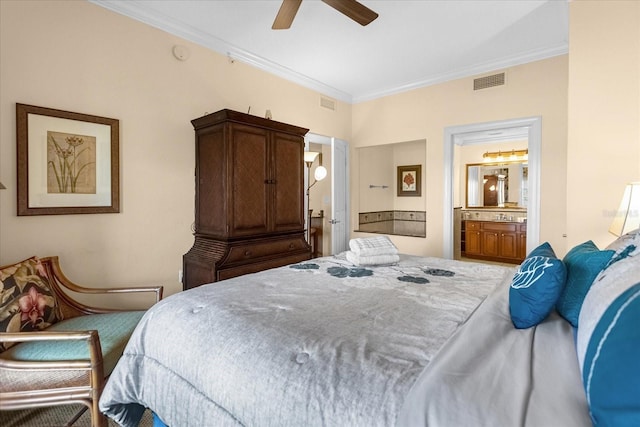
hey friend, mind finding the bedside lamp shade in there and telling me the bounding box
[609,182,640,236]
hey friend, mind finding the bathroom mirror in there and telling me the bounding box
[466,161,528,208]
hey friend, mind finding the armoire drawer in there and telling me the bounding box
[226,237,307,264]
[217,252,310,281]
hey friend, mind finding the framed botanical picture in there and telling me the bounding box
[397,165,422,197]
[16,103,119,215]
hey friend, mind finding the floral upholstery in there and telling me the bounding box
[0,257,62,351]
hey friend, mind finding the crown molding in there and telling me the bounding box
[90,0,568,105]
[90,0,353,103]
[352,44,568,104]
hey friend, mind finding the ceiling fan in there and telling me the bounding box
[272,0,379,30]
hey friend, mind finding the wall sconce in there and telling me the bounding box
[609,182,640,236]
[0,182,6,190]
[483,149,528,161]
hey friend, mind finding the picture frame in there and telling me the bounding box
[397,164,422,197]
[17,103,120,215]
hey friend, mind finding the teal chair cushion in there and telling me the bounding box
[1,311,145,376]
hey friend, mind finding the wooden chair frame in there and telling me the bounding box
[0,256,163,427]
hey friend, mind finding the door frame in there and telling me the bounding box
[305,133,350,255]
[443,116,541,259]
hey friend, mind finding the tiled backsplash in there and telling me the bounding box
[357,210,426,237]
[461,209,527,223]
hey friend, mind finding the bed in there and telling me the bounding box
[99,234,640,427]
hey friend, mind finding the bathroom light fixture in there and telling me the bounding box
[609,182,640,236]
[483,149,528,161]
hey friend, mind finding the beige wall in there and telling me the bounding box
[352,56,569,256]
[357,144,395,212]
[393,140,427,211]
[567,0,640,249]
[356,140,426,213]
[0,1,351,298]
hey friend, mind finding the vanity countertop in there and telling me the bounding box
[461,207,527,213]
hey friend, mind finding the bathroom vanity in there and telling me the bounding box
[462,219,526,264]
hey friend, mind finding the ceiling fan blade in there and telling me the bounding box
[321,0,378,26]
[272,0,303,30]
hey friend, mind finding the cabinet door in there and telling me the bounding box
[499,232,519,259]
[229,124,270,236]
[466,230,482,255]
[465,221,482,255]
[195,125,226,237]
[518,233,527,259]
[482,231,500,257]
[271,132,305,232]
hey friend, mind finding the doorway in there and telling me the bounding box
[483,175,499,206]
[305,133,350,256]
[443,117,541,259]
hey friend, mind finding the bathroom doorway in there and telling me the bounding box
[443,117,541,259]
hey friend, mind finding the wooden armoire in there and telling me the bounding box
[182,109,311,290]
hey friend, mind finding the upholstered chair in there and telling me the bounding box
[0,256,163,427]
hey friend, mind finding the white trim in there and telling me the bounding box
[89,0,568,105]
[353,45,567,104]
[443,117,541,259]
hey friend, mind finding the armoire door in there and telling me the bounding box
[229,124,270,237]
[272,131,305,233]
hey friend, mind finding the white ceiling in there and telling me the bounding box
[91,0,569,104]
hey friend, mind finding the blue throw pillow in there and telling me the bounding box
[509,253,567,329]
[583,282,640,426]
[556,241,614,327]
[528,241,557,258]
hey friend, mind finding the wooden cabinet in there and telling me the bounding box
[462,220,526,264]
[310,215,323,258]
[465,221,482,256]
[183,109,311,290]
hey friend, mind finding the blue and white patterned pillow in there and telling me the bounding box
[509,242,566,329]
[577,254,640,426]
[605,228,640,265]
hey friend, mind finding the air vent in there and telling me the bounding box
[474,73,505,90]
[320,96,336,111]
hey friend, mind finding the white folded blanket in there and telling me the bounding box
[349,236,398,257]
[346,250,400,266]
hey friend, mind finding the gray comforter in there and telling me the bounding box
[398,268,592,427]
[100,254,513,427]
